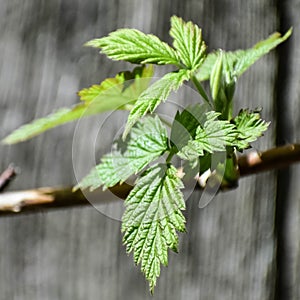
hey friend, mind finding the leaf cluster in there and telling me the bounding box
[2,16,291,292]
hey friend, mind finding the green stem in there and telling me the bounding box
[223,100,233,120]
[166,151,174,164]
[191,75,213,108]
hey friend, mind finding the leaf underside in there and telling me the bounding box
[3,66,153,144]
[197,28,292,81]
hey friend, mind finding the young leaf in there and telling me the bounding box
[78,65,154,103]
[3,66,153,144]
[122,163,186,292]
[196,52,218,82]
[170,16,206,70]
[75,116,168,191]
[2,107,85,145]
[209,50,236,120]
[196,28,292,81]
[178,111,237,160]
[123,69,190,139]
[76,151,132,191]
[234,28,292,76]
[170,103,209,152]
[86,29,180,66]
[233,109,270,149]
[209,50,224,102]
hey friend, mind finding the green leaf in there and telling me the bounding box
[233,109,270,149]
[196,52,218,82]
[2,107,85,145]
[123,69,190,139]
[209,50,223,101]
[78,65,154,104]
[122,163,186,292]
[170,16,206,70]
[86,29,180,66]
[234,28,292,76]
[170,103,209,152]
[209,50,236,120]
[178,111,237,160]
[196,28,292,81]
[198,51,240,83]
[75,116,168,191]
[209,50,224,102]
[123,69,190,138]
[3,66,153,144]
[197,29,291,120]
[75,151,130,191]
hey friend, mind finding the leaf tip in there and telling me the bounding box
[1,137,10,145]
[1,135,19,145]
[84,39,102,48]
[284,27,293,39]
[149,284,155,295]
[122,122,133,141]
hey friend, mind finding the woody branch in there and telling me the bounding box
[0,143,299,216]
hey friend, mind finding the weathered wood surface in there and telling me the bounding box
[276,1,300,299]
[0,0,298,299]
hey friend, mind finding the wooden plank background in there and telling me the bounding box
[0,0,298,299]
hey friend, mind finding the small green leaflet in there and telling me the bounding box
[75,116,168,191]
[123,69,190,139]
[235,28,292,76]
[197,28,292,81]
[75,151,133,191]
[233,109,270,149]
[170,16,207,70]
[122,163,186,292]
[170,104,209,152]
[2,107,85,145]
[209,50,224,102]
[3,66,153,144]
[86,29,180,66]
[78,65,154,104]
[209,50,236,119]
[178,111,237,160]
